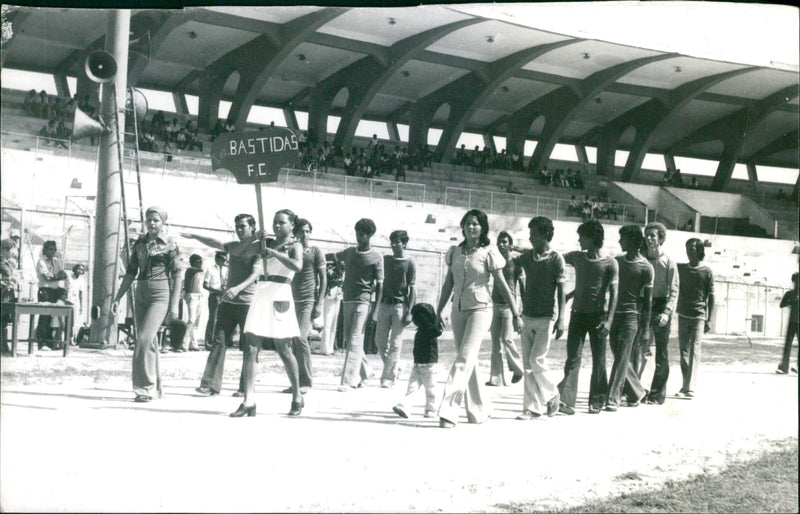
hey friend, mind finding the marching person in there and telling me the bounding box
[289,218,327,394]
[436,209,521,428]
[511,217,565,420]
[233,209,305,417]
[486,231,524,387]
[332,218,383,392]
[189,215,262,398]
[392,303,442,419]
[676,238,715,398]
[605,225,652,411]
[635,222,679,405]
[375,230,416,388]
[181,254,204,352]
[558,220,618,415]
[112,206,182,403]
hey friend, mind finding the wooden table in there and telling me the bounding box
[1,302,74,357]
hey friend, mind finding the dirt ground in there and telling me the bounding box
[0,334,797,512]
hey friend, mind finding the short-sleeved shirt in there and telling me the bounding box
[382,255,416,304]
[446,244,505,312]
[336,246,383,303]
[223,237,263,305]
[126,234,180,282]
[292,246,326,302]
[491,251,518,306]
[204,264,227,292]
[513,249,566,318]
[677,263,714,319]
[564,251,618,314]
[615,255,654,314]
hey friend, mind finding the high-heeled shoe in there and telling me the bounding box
[230,403,256,417]
[288,399,304,417]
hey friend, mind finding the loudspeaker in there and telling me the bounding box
[84,50,117,83]
[72,107,108,140]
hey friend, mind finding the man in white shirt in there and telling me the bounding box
[203,251,228,349]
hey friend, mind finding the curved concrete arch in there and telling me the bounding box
[745,130,799,164]
[434,39,584,162]
[224,8,347,128]
[665,85,799,190]
[307,18,483,149]
[128,12,192,86]
[510,53,678,173]
[594,67,758,180]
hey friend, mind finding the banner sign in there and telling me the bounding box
[211,127,300,184]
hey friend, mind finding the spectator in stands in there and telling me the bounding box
[343,152,355,176]
[663,169,673,186]
[78,95,96,118]
[455,144,467,166]
[672,168,684,186]
[581,195,593,220]
[55,121,70,148]
[676,238,715,399]
[574,170,585,189]
[223,119,235,134]
[511,152,522,171]
[680,218,695,232]
[775,189,787,201]
[375,230,416,388]
[557,220,618,415]
[436,209,521,428]
[776,272,798,375]
[35,240,68,350]
[290,218,327,394]
[506,181,521,195]
[567,195,581,217]
[34,90,49,118]
[23,89,37,115]
[607,201,619,220]
[487,231,524,387]
[690,177,699,189]
[39,119,59,146]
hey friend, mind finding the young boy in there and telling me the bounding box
[392,303,441,418]
[487,231,524,387]
[375,230,416,388]
[558,219,618,414]
[606,225,653,411]
[512,217,565,419]
[333,218,383,390]
[676,238,714,398]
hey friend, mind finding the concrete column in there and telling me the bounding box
[283,108,298,130]
[664,152,677,171]
[746,162,759,193]
[173,91,187,116]
[197,70,223,131]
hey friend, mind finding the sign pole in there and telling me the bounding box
[254,182,269,274]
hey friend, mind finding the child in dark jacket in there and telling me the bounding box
[393,303,442,418]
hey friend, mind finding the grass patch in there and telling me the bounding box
[542,440,798,513]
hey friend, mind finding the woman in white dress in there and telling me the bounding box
[231,209,304,417]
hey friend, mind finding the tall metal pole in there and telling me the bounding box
[87,10,130,347]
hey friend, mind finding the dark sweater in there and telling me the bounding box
[413,324,441,364]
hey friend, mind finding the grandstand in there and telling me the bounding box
[1,5,798,338]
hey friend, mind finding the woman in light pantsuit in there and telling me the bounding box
[436,209,522,428]
[112,206,182,403]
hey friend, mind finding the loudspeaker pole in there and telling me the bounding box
[87,10,131,348]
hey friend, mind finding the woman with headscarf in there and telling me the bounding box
[112,206,182,402]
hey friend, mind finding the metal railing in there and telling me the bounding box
[443,186,648,223]
[277,167,427,206]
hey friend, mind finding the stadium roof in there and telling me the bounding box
[2,4,798,186]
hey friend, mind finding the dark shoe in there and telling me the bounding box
[393,406,408,418]
[230,403,256,417]
[134,394,151,403]
[558,403,575,415]
[604,403,618,412]
[439,418,456,428]
[511,374,523,384]
[546,394,560,417]
[684,391,694,399]
[588,404,602,414]
[232,390,244,397]
[484,381,500,387]
[776,368,788,374]
[792,367,798,374]
[281,387,293,394]
[195,386,218,396]
[288,399,303,417]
